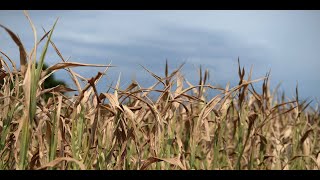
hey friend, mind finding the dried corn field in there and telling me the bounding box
[0,13,320,170]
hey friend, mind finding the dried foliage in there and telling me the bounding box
[0,13,319,170]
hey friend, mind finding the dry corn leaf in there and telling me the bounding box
[141,156,186,170]
[0,24,28,75]
[36,157,85,170]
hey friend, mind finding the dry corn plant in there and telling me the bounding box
[0,12,319,170]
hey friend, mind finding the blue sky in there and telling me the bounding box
[0,10,319,103]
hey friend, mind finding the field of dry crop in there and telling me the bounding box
[0,12,319,170]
